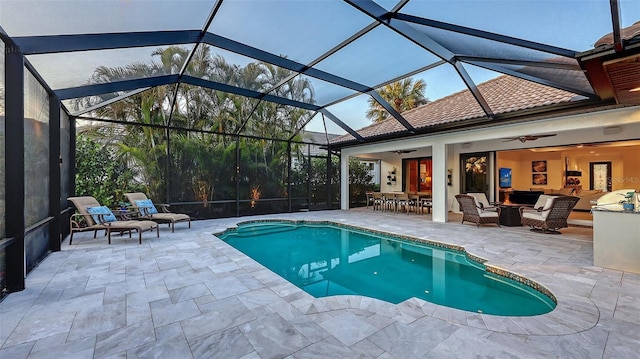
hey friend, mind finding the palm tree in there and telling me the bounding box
[76,45,317,212]
[366,78,428,123]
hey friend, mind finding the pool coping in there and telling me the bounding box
[213,218,600,336]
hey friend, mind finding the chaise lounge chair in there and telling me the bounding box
[68,196,159,244]
[519,195,579,234]
[455,194,502,227]
[124,192,191,232]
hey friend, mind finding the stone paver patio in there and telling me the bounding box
[1,209,639,358]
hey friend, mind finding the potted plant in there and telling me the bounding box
[620,191,635,211]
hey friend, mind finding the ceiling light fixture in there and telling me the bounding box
[630,86,640,92]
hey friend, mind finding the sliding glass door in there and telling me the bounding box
[402,157,432,194]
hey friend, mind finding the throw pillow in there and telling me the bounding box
[471,196,483,208]
[87,206,117,224]
[540,197,556,219]
[135,199,158,215]
[533,194,551,210]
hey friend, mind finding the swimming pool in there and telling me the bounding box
[217,220,556,316]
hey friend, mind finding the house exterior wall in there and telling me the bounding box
[340,106,640,222]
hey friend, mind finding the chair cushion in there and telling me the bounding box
[522,211,546,221]
[478,211,499,218]
[472,196,484,209]
[541,197,557,219]
[468,193,490,208]
[532,196,556,219]
[135,199,159,215]
[533,195,556,210]
[87,206,117,223]
[149,213,190,221]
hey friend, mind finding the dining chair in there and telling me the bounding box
[365,191,375,209]
[418,196,432,214]
[372,192,384,211]
[395,193,416,214]
[383,193,397,213]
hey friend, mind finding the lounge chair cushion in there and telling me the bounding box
[135,199,159,215]
[87,206,117,223]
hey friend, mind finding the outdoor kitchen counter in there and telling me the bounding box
[592,208,640,274]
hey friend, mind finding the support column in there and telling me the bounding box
[5,46,25,291]
[49,96,61,252]
[69,117,77,196]
[431,141,448,223]
[235,136,240,217]
[286,142,292,212]
[165,126,171,204]
[340,152,349,210]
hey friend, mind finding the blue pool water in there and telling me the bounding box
[218,221,556,316]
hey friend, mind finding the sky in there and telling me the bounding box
[1,0,638,135]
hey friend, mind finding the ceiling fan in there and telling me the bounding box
[392,149,417,154]
[502,134,557,143]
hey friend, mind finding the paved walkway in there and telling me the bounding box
[1,209,638,358]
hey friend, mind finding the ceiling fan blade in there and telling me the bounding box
[502,134,557,142]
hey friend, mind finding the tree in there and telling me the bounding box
[74,135,141,206]
[75,46,317,217]
[366,78,428,123]
[348,158,375,207]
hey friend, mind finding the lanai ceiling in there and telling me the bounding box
[1,0,639,145]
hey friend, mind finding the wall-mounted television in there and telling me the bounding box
[499,168,512,188]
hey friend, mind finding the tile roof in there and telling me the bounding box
[594,20,640,47]
[331,75,580,144]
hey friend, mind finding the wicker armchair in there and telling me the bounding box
[519,195,579,234]
[455,194,501,227]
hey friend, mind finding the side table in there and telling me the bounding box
[498,204,527,227]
